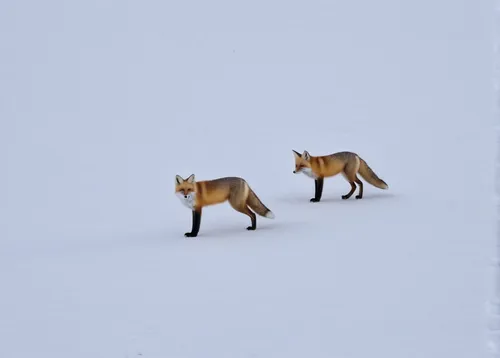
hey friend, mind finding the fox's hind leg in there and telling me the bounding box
[229,196,257,230]
[243,206,257,230]
[341,159,361,200]
[341,180,357,200]
[234,204,257,230]
[354,176,363,199]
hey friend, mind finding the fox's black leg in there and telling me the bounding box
[342,182,357,200]
[229,197,257,231]
[185,209,201,237]
[318,178,324,200]
[310,180,318,202]
[355,177,363,199]
[311,179,318,201]
[310,178,324,202]
[246,208,257,231]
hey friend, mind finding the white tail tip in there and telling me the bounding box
[265,211,275,219]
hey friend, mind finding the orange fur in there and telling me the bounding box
[292,150,388,201]
[175,175,274,237]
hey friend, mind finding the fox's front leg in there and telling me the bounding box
[310,178,324,202]
[185,208,202,237]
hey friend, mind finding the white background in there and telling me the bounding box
[1,1,496,357]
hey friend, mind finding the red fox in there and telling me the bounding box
[175,174,275,237]
[292,150,388,202]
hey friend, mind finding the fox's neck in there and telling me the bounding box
[302,158,321,179]
[301,167,316,179]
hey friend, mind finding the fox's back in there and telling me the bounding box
[328,151,358,161]
[311,151,357,176]
[196,177,247,206]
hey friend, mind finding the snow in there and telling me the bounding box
[0,0,497,357]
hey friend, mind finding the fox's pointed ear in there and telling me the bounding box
[175,175,184,185]
[186,174,195,184]
[303,150,311,161]
[292,149,302,158]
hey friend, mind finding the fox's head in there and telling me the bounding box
[292,150,312,174]
[175,174,196,198]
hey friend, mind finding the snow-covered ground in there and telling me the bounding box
[1,1,497,357]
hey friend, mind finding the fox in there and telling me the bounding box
[292,150,388,202]
[175,174,275,237]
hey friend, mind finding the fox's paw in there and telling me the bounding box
[184,232,198,237]
[355,195,363,200]
[341,195,349,200]
[310,198,320,202]
[246,226,256,231]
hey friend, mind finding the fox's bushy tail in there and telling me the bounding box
[247,188,275,219]
[358,158,389,189]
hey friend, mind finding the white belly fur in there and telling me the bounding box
[176,192,197,210]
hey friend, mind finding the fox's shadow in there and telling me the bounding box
[275,191,397,204]
[191,219,303,240]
